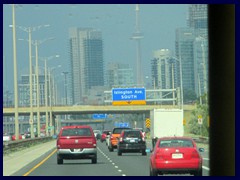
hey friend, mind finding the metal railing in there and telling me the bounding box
[3,136,54,155]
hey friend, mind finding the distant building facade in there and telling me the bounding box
[68,28,104,105]
[105,62,134,88]
[18,74,46,107]
[175,4,208,100]
[151,49,180,90]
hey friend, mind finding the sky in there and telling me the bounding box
[3,4,188,94]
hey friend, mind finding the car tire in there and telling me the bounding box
[150,167,157,176]
[142,150,147,156]
[117,150,122,156]
[194,169,202,176]
[92,156,97,164]
[57,156,63,165]
[109,145,113,152]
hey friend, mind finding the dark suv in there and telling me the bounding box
[56,125,97,164]
[117,129,146,156]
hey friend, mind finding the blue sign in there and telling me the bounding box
[112,88,146,101]
[114,122,129,127]
[92,114,107,119]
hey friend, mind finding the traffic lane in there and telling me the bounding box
[98,141,150,176]
[98,142,210,176]
[13,148,124,176]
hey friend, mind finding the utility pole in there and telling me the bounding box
[12,4,19,140]
[62,72,69,105]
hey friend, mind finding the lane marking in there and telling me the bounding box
[98,145,125,176]
[23,149,57,176]
[203,158,209,161]
[203,166,210,171]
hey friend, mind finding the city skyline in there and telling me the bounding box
[3,4,188,94]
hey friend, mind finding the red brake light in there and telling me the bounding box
[155,150,163,160]
[191,150,200,158]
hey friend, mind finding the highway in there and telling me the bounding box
[12,140,209,176]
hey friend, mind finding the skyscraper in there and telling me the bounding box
[151,49,179,90]
[175,4,208,101]
[188,4,208,30]
[69,28,104,104]
[106,62,134,88]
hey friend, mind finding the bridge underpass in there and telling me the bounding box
[3,105,195,136]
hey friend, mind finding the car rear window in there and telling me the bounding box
[159,139,194,148]
[123,131,141,138]
[113,128,131,134]
[61,128,92,137]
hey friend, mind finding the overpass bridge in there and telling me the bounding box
[3,105,195,116]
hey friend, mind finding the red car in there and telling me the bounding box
[56,125,97,164]
[11,134,24,141]
[100,130,111,143]
[149,137,204,176]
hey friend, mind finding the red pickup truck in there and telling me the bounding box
[56,125,97,164]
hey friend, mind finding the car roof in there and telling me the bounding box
[61,125,92,129]
[113,127,131,130]
[158,136,194,140]
[122,129,141,132]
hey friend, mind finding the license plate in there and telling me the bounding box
[74,149,81,152]
[172,153,183,159]
[130,139,135,143]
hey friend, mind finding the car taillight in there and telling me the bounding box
[155,152,163,160]
[110,136,113,140]
[191,150,200,158]
[57,144,61,149]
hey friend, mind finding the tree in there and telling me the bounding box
[188,103,209,137]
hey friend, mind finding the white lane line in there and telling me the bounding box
[203,166,210,171]
[203,158,209,160]
[98,145,125,176]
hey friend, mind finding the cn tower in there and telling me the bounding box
[131,4,144,86]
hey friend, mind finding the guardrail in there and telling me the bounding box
[3,137,55,155]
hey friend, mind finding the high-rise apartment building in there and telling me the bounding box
[188,4,208,30]
[151,49,180,90]
[18,74,46,107]
[106,62,134,88]
[68,28,104,105]
[175,4,208,100]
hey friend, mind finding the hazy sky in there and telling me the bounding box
[3,4,188,92]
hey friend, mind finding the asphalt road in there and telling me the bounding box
[13,140,210,176]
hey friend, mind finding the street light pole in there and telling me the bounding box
[62,72,69,105]
[12,4,19,140]
[201,43,208,104]
[16,24,50,138]
[28,28,34,138]
[44,58,49,136]
[32,38,55,137]
[34,41,41,137]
